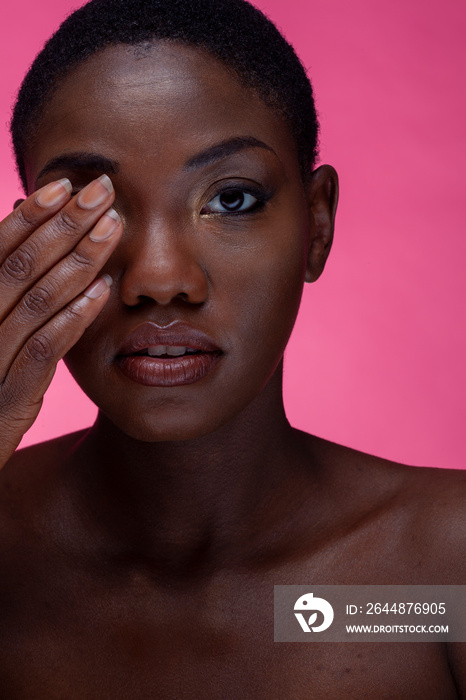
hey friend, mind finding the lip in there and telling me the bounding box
[115,321,222,387]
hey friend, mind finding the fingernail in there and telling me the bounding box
[89,208,121,242]
[83,274,113,299]
[77,175,113,209]
[35,178,72,207]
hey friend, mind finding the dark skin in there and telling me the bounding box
[0,43,464,699]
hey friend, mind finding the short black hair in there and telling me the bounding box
[11,0,319,192]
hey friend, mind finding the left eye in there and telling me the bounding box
[201,189,258,214]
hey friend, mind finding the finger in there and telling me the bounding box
[0,178,73,263]
[0,175,115,321]
[0,209,123,380]
[0,274,113,463]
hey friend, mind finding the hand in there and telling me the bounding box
[0,174,123,468]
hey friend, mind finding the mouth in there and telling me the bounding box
[115,323,223,387]
[131,345,205,358]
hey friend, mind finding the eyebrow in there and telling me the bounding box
[35,136,276,184]
[36,152,119,183]
[184,136,276,170]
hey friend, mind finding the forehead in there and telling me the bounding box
[26,42,300,187]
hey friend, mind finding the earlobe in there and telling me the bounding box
[13,199,25,210]
[304,165,339,283]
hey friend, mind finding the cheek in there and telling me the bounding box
[214,219,308,373]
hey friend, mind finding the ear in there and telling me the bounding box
[13,199,25,210]
[304,165,339,283]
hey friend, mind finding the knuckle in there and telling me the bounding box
[24,332,56,364]
[69,247,94,270]
[0,391,43,449]
[22,285,54,317]
[14,205,37,229]
[0,385,13,413]
[0,247,35,283]
[55,209,82,236]
[63,301,85,325]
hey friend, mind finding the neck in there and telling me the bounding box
[66,372,313,576]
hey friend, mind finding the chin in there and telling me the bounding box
[64,350,283,444]
[64,353,234,442]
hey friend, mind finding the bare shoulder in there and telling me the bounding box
[0,429,89,529]
[401,460,466,520]
[303,433,466,582]
[400,462,466,579]
[2,428,89,473]
[308,431,466,509]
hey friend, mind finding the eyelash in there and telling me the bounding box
[200,185,273,216]
[70,183,274,215]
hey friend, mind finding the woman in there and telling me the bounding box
[0,0,464,697]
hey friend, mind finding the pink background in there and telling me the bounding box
[1,0,464,469]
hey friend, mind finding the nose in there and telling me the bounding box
[116,217,209,307]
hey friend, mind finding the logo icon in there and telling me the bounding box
[294,592,334,632]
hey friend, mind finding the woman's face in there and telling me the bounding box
[24,42,331,441]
